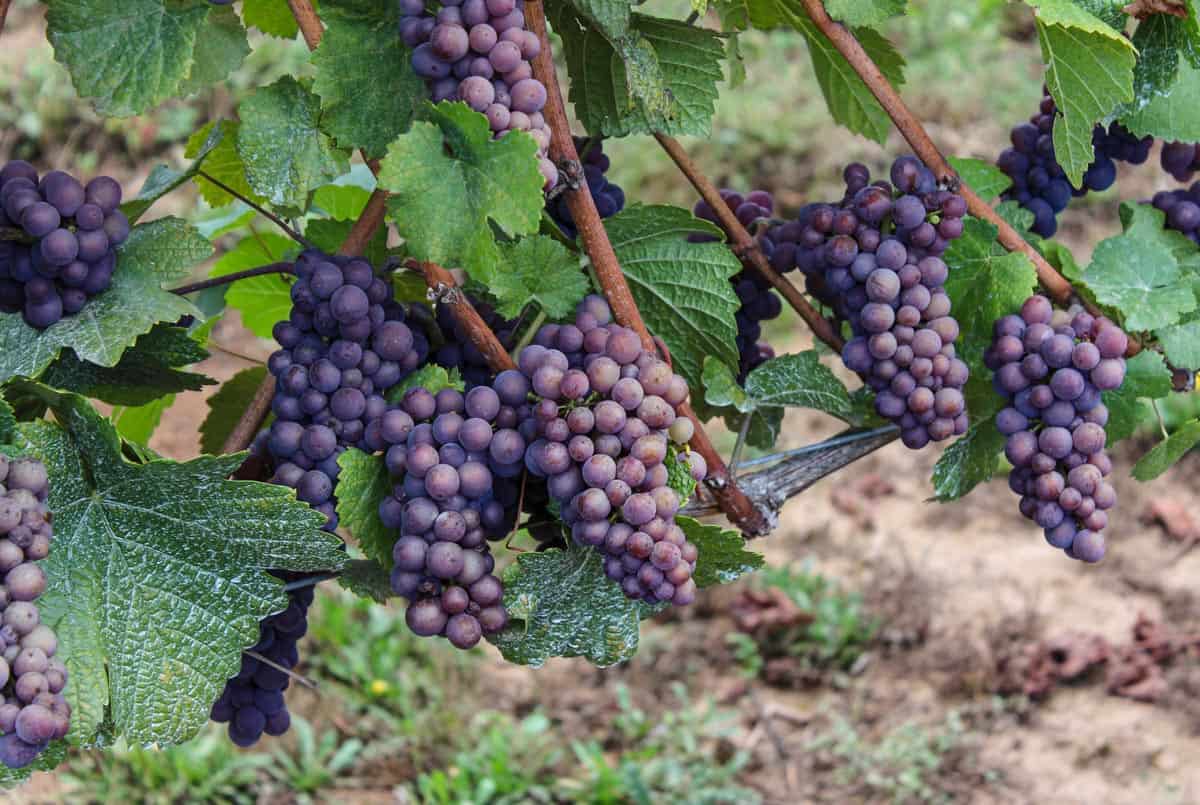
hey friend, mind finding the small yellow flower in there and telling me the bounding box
[369,679,389,696]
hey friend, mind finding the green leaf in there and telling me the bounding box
[44,0,213,116]
[379,102,544,278]
[483,237,590,320]
[312,5,422,159]
[304,219,389,267]
[0,398,14,445]
[337,558,393,604]
[490,543,645,668]
[208,234,296,339]
[1082,204,1198,331]
[1131,419,1200,481]
[13,390,341,744]
[178,3,249,97]
[677,516,763,588]
[1155,314,1200,370]
[1127,13,1185,112]
[702,356,753,413]
[112,395,175,446]
[237,77,350,210]
[243,0,305,38]
[930,417,1005,501]
[948,156,1013,201]
[1026,0,1136,185]
[40,323,212,407]
[335,449,395,570]
[385,364,464,404]
[312,184,372,221]
[200,366,270,455]
[185,121,266,210]
[1104,349,1173,443]
[1122,56,1200,141]
[744,352,854,422]
[823,0,907,26]
[605,204,742,394]
[0,218,206,385]
[126,122,226,223]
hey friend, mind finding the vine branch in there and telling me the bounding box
[286,0,325,49]
[654,133,845,353]
[198,171,311,247]
[170,262,292,296]
[410,260,518,372]
[0,0,10,39]
[526,0,771,536]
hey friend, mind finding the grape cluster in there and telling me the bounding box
[398,0,558,187]
[376,385,516,648]
[209,576,312,747]
[0,161,130,329]
[691,189,781,382]
[517,295,705,606]
[769,157,970,448]
[1150,184,1200,243]
[0,458,70,769]
[997,93,1151,237]
[547,138,626,239]
[432,296,518,389]
[986,295,1127,562]
[1160,141,1200,182]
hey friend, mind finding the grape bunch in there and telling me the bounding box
[209,576,313,747]
[398,0,558,187]
[997,92,1151,237]
[518,295,705,606]
[0,458,70,769]
[770,157,971,449]
[1150,184,1200,243]
[691,189,781,382]
[1160,141,1200,182]
[432,296,519,389]
[376,386,515,648]
[0,161,130,329]
[986,295,1127,562]
[547,137,626,239]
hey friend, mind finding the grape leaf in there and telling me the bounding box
[1025,0,1136,185]
[0,218,206,385]
[1082,204,1198,332]
[677,516,763,588]
[44,0,216,116]
[112,396,175,446]
[1070,0,1127,29]
[1131,419,1200,481]
[702,356,753,413]
[0,398,14,445]
[243,0,307,38]
[483,236,591,320]
[237,77,351,211]
[178,3,250,97]
[208,233,297,340]
[385,364,465,404]
[337,558,393,604]
[185,121,267,210]
[947,156,1013,201]
[312,5,423,159]
[379,102,544,279]
[1155,314,1200,370]
[1126,13,1185,113]
[490,542,646,668]
[335,448,395,570]
[126,123,226,223]
[200,366,270,455]
[823,0,907,26]
[605,205,742,394]
[1104,350,1174,444]
[930,416,1005,501]
[744,352,854,423]
[304,219,389,267]
[312,184,373,221]
[1122,57,1200,141]
[40,323,213,406]
[700,356,784,450]
[12,389,341,745]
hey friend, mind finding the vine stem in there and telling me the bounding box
[796,0,1140,356]
[169,262,292,296]
[244,649,318,690]
[654,133,845,353]
[286,0,324,49]
[0,0,10,39]
[198,171,312,247]
[411,260,518,372]
[526,0,771,535]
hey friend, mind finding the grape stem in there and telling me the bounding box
[729,413,753,474]
[197,171,312,248]
[796,0,1140,356]
[526,0,772,536]
[0,226,30,244]
[244,649,319,690]
[168,262,293,296]
[654,133,846,353]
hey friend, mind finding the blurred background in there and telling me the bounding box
[2,0,1200,802]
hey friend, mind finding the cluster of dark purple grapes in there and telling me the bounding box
[209,575,312,747]
[997,93,1151,237]
[1150,184,1200,242]
[378,386,515,649]
[0,458,70,769]
[547,138,626,239]
[518,295,705,606]
[398,0,557,187]
[0,161,130,329]
[691,189,781,382]
[987,295,1126,562]
[768,157,970,449]
[1160,141,1200,182]
[433,297,518,389]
